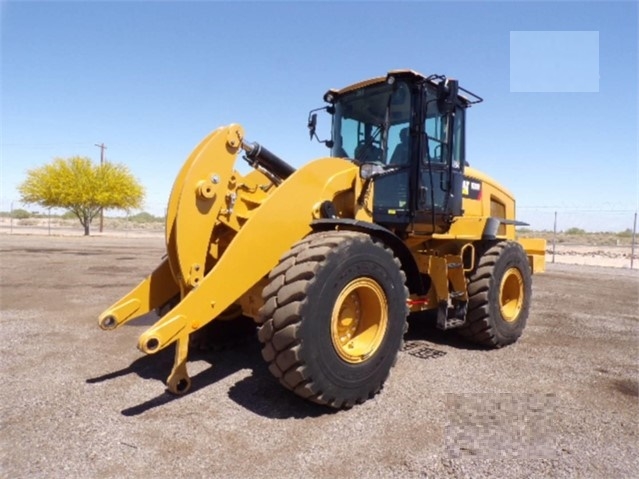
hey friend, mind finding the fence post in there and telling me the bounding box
[552,211,557,264]
[10,201,13,235]
[631,211,637,270]
[48,208,52,236]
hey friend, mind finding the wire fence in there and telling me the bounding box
[1,200,637,269]
[517,207,638,269]
[0,200,165,239]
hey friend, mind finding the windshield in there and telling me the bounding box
[330,81,412,165]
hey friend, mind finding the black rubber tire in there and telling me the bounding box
[157,298,257,352]
[189,314,257,352]
[258,231,408,409]
[458,241,532,348]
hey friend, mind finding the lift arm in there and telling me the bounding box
[98,124,359,393]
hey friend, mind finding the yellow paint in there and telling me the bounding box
[138,152,358,353]
[167,125,245,293]
[500,268,524,322]
[166,336,191,394]
[98,257,178,329]
[518,237,547,273]
[98,120,546,394]
[330,278,389,363]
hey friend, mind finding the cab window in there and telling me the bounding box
[423,90,464,167]
[423,90,449,164]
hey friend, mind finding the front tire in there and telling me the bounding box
[458,241,532,347]
[258,231,408,408]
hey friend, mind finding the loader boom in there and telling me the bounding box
[99,124,363,392]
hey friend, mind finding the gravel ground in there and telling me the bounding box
[1,234,637,478]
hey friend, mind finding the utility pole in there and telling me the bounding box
[95,143,107,233]
[552,211,557,264]
[631,211,637,270]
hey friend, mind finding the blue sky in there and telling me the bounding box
[1,1,637,231]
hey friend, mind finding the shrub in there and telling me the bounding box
[128,211,163,223]
[11,208,31,219]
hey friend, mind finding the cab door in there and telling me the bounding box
[413,99,465,235]
[372,120,413,226]
[371,82,414,227]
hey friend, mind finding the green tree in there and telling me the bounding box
[18,156,145,235]
[11,208,31,219]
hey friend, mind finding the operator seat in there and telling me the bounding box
[389,127,410,165]
[374,127,411,212]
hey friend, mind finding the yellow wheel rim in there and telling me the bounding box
[499,267,524,322]
[331,278,388,363]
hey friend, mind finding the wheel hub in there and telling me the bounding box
[331,278,388,363]
[500,267,524,322]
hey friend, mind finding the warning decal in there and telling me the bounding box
[462,177,482,200]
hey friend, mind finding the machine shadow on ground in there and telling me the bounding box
[86,336,336,420]
[405,311,486,351]
[86,313,481,420]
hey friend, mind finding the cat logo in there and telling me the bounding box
[462,178,482,200]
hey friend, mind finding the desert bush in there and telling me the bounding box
[11,208,31,219]
[565,227,586,235]
[128,211,163,223]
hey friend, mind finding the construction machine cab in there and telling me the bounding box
[318,70,482,235]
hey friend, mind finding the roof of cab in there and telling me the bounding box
[325,69,479,106]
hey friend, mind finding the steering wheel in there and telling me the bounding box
[355,140,382,163]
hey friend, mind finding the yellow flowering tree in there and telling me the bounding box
[18,156,145,235]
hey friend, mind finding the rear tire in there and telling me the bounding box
[458,241,532,347]
[258,231,408,408]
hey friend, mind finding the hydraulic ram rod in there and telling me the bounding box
[242,141,296,182]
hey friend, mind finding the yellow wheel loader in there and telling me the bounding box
[98,70,546,408]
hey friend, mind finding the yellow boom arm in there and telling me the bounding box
[98,124,359,393]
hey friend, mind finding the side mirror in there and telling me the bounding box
[437,78,459,114]
[307,107,334,147]
[307,113,317,140]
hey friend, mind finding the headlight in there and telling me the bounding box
[359,163,386,180]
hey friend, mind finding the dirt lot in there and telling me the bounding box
[1,234,637,478]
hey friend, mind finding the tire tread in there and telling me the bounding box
[258,231,407,408]
[459,241,531,348]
